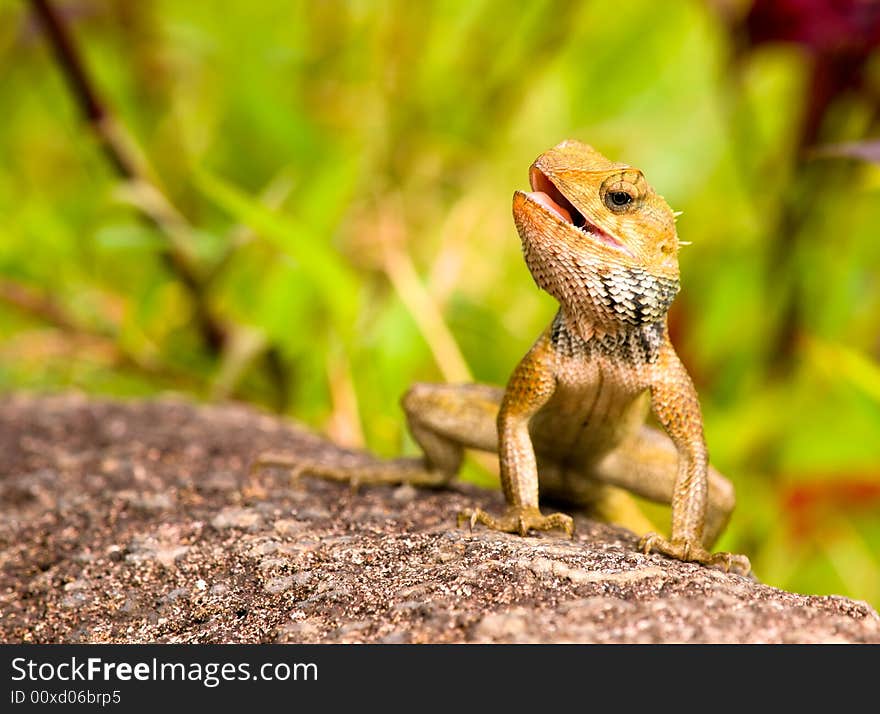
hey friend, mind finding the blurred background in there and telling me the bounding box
[1,0,879,606]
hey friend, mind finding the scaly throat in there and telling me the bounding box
[521,234,680,342]
[550,310,666,364]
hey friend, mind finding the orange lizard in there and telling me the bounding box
[256,140,750,573]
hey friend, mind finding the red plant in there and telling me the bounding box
[782,475,880,538]
[732,0,880,145]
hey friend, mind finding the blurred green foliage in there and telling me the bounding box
[1,0,879,607]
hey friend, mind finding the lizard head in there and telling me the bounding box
[513,139,681,338]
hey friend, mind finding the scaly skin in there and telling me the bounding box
[254,140,750,574]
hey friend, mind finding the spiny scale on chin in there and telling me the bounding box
[521,234,679,340]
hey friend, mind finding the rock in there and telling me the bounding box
[264,576,296,594]
[211,507,263,531]
[0,394,877,644]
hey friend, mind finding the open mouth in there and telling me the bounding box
[526,166,627,253]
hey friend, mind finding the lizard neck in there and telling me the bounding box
[556,305,614,342]
[552,309,666,364]
[546,263,680,343]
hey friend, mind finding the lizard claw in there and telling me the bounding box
[455,509,476,531]
[639,532,750,575]
[458,505,574,538]
[457,509,476,531]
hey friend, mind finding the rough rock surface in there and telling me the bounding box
[0,393,877,644]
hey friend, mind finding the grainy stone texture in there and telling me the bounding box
[0,393,877,644]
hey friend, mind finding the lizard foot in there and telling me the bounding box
[457,505,574,538]
[639,532,750,575]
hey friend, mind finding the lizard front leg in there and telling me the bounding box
[592,424,736,548]
[460,337,574,537]
[640,341,750,574]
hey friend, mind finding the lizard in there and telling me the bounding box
[255,139,750,574]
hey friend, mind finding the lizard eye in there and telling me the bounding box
[600,173,645,213]
[606,191,633,209]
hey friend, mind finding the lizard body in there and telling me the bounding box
[257,140,749,573]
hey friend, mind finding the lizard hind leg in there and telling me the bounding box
[401,381,504,476]
[250,452,450,488]
[252,382,504,489]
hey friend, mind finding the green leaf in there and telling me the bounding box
[94,223,165,251]
[192,168,359,332]
[806,337,880,404]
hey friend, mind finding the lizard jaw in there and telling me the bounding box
[523,166,631,256]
